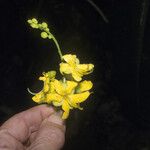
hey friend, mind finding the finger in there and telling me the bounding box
[0,104,55,143]
[0,129,25,150]
[27,112,66,150]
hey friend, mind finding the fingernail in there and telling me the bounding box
[47,111,64,126]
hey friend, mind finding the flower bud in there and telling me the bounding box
[32,18,38,24]
[41,32,48,39]
[45,28,50,32]
[31,23,38,29]
[42,22,48,28]
[27,19,32,24]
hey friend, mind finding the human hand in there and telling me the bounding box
[0,105,66,150]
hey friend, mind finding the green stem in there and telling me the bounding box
[48,32,63,60]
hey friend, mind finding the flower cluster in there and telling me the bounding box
[27,18,94,119]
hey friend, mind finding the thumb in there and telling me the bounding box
[27,112,66,150]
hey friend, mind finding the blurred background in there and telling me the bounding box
[0,0,150,149]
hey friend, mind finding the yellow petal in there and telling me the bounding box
[62,100,70,119]
[69,91,90,103]
[53,80,65,95]
[62,111,69,120]
[59,63,72,74]
[68,99,83,110]
[72,71,82,81]
[75,58,80,64]
[39,76,46,81]
[77,80,93,93]
[32,92,45,103]
[65,81,78,94]
[46,93,62,103]
[54,79,77,95]
[76,64,94,75]
[43,84,49,92]
[49,82,55,93]
[52,101,62,107]
[62,54,77,65]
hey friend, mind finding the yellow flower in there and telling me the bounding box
[60,54,94,81]
[32,71,56,103]
[27,19,94,119]
[46,79,93,119]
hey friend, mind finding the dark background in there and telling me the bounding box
[0,0,150,149]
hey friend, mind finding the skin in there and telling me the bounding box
[0,105,66,150]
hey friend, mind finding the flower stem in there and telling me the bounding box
[48,32,63,61]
